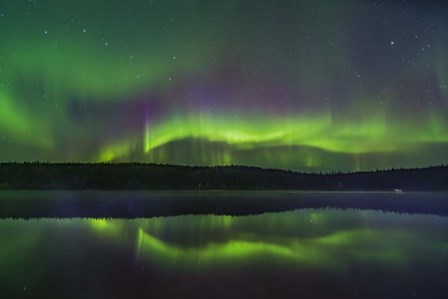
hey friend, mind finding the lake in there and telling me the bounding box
[0,191,447,298]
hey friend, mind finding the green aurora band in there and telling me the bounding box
[1,0,447,171]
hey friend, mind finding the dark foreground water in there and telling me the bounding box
[0,192,448,298]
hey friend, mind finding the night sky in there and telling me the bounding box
[0,0,447,171]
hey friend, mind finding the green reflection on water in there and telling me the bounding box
[84,209,448,271]
[1,208,448,298]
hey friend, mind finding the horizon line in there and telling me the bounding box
[0,161,447,176]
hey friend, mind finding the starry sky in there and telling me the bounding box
[0,0,447,171]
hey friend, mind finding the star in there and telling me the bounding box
[390,41,394,45]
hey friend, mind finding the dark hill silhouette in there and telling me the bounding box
[0,163,446,191]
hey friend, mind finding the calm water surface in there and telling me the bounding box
[0,192,447,298]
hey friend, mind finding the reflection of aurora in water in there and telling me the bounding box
[88,210,448,270]
[1,208,448,298]
[134,229,413,270]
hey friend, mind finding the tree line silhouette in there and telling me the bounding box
[0,162,446,191]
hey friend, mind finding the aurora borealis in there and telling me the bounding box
[1,0,448,171]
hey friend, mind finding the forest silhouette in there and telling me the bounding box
[0,163,446,191]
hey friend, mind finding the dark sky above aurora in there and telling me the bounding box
[0,0,447,171]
